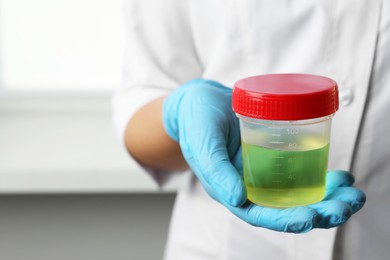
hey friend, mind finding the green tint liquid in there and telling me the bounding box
[242,142,329,208]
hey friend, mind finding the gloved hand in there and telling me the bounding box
[163,78,366,233]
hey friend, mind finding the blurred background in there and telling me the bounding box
[0,0,176,259]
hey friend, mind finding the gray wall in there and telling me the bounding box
[0,194,176,260]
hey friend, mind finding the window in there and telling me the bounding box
[0,0,124,92]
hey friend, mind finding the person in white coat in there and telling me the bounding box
[112,0,389,259]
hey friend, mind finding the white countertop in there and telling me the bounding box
[0,93,181,193]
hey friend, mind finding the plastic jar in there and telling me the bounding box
[232,74,339,208]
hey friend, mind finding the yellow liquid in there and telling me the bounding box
[242,142,329,208]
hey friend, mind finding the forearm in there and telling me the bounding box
[124,96,188,172]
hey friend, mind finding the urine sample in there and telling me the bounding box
[232,74,339,208]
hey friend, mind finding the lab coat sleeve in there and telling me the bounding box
[112,0,202,186]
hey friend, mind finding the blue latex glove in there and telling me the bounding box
[163,78,366,233]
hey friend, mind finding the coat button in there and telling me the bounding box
[339,88,353,107]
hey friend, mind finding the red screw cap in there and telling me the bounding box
[232,74,339,120]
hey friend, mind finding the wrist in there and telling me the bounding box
[162,78,228,142]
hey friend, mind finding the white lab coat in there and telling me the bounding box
[112,0,390,259]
